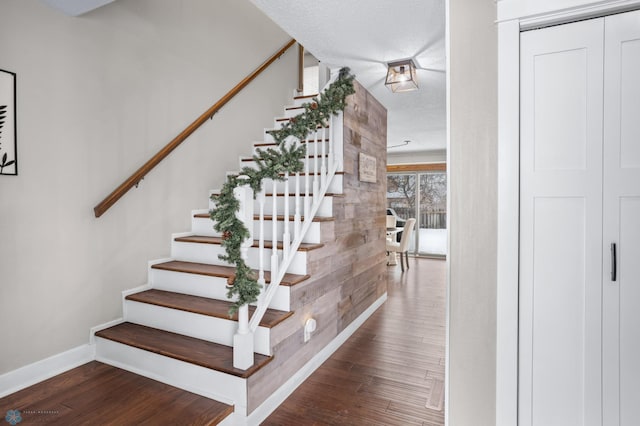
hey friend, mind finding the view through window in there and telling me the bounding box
[387,171,447,256]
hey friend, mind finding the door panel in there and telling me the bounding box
[619,197,640,426]
[620,39,640,169]
[531,197,586,426]
[533,48,588,171]
[603,10,640,425]
[520,18,604,426]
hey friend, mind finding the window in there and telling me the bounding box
[386,164,447,256]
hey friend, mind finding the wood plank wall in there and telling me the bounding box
[247,81,388,412]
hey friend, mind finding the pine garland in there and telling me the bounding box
[210,68,355,315]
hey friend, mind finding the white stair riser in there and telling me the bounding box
[263,175,343,195]
[254,195,333,218]
[253,140,330,156]
[170,240,308,275]
[252,219,322,245]
[192,215,323,244]
[283,106,305,118]
[95,337,248,416]
[149,267,291,311]
[124,300,272,356]
[292,96,316,107]
[241,155,332,170]
[263,127,329,143]
[208,186,335,212]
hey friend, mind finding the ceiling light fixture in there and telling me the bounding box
[385,59,418,93]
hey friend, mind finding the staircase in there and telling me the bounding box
[93,87,344,424]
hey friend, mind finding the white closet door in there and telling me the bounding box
[603,10,640,426]
[520,19,604,426]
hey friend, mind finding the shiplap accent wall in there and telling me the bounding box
[247,81,388,412]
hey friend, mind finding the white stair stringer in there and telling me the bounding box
[123,299,273,356]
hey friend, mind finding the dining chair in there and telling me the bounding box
[386,218,416,272]
[386,215,397,229]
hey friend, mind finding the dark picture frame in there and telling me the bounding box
[0,69,17,176]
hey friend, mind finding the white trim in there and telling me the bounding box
[495,2,639,424]
[444,0,451,425]
[496,18,521,426]
[246,292,388,425]
[519,0,640,29]
[0,344,94,398]
[498,0,640,25]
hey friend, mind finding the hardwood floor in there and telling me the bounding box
[0,258,445,425]
[0,361,232,425]
[264,257,446,425]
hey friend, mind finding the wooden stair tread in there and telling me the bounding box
[225,171,343,179]
[0,361,233,425]
[256,214,334,223]
[254,138,329,147]
[293,93,319,100]
[208,192,342,198]
[262,192,344,197]
[95,322,271,378]
[241,153,329,161]
[175,234,325,250]
[126,289,293,328]
[151,260,310,287]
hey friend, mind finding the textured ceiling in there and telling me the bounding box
[251,0,446,155]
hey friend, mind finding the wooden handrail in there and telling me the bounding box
[93,38,297,218]
[297,44,304,94]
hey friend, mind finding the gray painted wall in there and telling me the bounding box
[0,0,297,374]
[448,1,498,425]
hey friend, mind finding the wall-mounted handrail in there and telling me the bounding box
[93,38,297,218]
[297,44,304,94]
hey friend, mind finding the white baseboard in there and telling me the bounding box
[0,292,387,423]
[0,344,95,398]
[0,315,128,398]
[246,292,388,425]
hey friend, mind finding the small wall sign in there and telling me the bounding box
[359,152,376,183]
[0,69,17,176]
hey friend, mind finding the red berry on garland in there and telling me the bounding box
[222,230,232,240]
[310,102,318,110]
[290,117,297,124]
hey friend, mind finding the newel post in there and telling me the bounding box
[233,176,255,370]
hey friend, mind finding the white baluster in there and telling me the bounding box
[271,179,278,284]
[304,133,311,219]
[283,172,290,261]
[232,176,254,370]
[257,188,266,306]
[294,169,301,240]
[321,124,327,189]
[328,114,334,174]
[313,129,319,203]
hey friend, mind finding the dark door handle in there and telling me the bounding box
[611,243,617,282]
